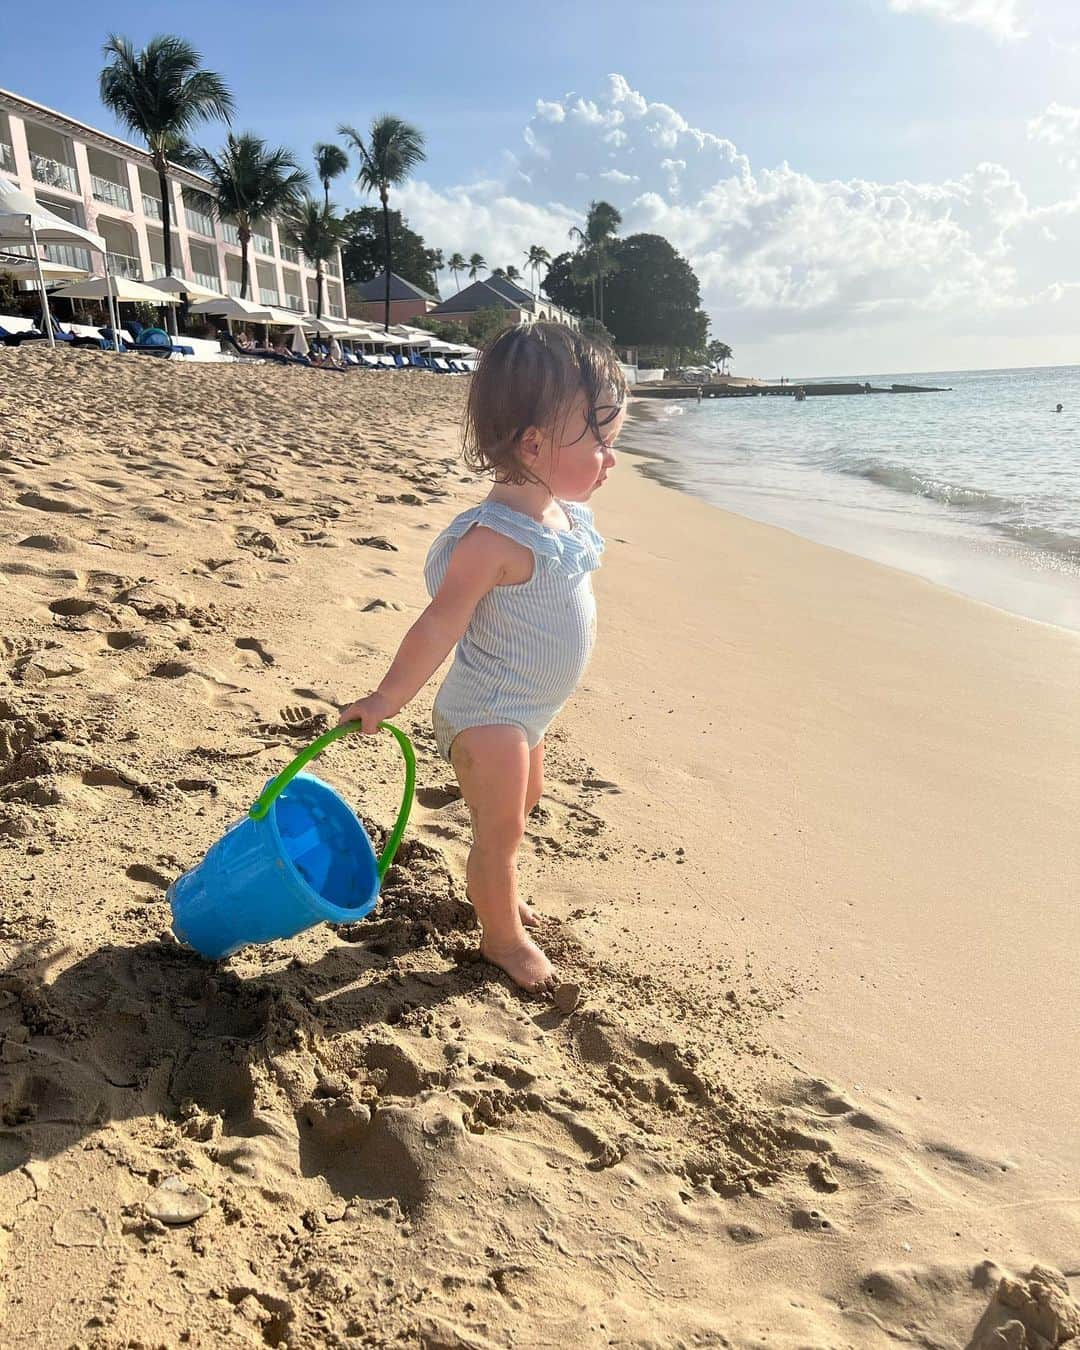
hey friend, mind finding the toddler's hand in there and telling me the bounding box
[336,692,395,734]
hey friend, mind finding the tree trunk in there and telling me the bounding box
[240,228,251,300]
[316,260,324,321]
[156,160,173,277]
[381,188,391,332]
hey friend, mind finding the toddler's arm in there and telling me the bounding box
[337,526,512,732]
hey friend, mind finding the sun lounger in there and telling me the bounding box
[133,327,195,358]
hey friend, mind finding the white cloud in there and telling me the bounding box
[1028,102,1080,171]
[392,74,1079,368]
[888,0,1027,42]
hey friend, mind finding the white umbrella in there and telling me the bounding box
[0,180,117,348]
[54,274,181,305]
[146,274,224,301]
[0,256,89,283]
[304,315,351,335]
[188,295,275,322]
[291,324,309,357]
[264,307,307,327]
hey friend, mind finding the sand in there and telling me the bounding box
[0,343,1077,1348]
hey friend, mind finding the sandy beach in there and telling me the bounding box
[1,345,1077,1348]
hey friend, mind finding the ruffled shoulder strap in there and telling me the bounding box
[426,501,604,590]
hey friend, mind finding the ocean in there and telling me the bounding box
[621,364,1080,632]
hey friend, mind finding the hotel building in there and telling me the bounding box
[0,87,347,317]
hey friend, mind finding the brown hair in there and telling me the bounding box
[463,322,628,485]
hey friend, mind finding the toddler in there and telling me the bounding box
[338,322,628,990]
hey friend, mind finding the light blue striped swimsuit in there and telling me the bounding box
[423,499,604,761]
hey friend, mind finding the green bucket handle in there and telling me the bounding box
[248,720,416,881]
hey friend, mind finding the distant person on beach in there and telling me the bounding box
[1054,403,1063,413]
[338,323,626,992]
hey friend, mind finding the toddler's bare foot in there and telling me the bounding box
[480,933,555,992]
[468,890,538,930]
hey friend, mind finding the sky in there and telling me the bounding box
[3,0,1079,376]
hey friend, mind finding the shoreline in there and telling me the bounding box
[622,397,1080,636]
[1,348,1077,1344]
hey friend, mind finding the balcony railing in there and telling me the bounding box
[222,222,241,246]
[326,258,340,278]
[328,302,344,318]
[0,142,15,174]
[193,270,221,293]
[108,252,143,281]
[45,243,91,271]
[253,232,274,256]
[227,279,244,297]
[184,207,215,237]
[259,286,279,306]
[142,193,162,220]
[284,294,304,312]
[31,152,78,193]
[280,244,299,264]
[91,175,132,212]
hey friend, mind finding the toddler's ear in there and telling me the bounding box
[518,426,542,461]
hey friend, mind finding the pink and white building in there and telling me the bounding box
[0,87,346,317]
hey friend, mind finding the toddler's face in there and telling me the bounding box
[542,392,626,502]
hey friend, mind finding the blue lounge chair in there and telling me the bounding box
[134,327,195,358]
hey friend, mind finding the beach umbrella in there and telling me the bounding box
[54,275,181,305]
[188,295,277,335]
[145,274,224,301]
[291,324,309,357]
[304,315,351,335]
[0,255,90,283]
[0,180,119,348]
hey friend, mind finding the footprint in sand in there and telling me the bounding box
[17,534,77,553]
[16,490,91,515]
[234,637,275,668]
[257,705,329,739]
[417,785,462,809]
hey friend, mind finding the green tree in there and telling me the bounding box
[505,265,522,284]
[569,200,621,323]
[338,207,438,294]
[313,142,349,210]
[467,252,487,280]
[415,306,510,346]
[197,133,307,299]
[523,244,551,296]
[447,251,467,292]
[99,33,233,279]
[544,233,708,356]
[338,116,427,331]
[707,340,733,373]
[283,198,347,320]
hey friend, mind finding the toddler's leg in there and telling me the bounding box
[451,725,555,992]
[518,739,545,928]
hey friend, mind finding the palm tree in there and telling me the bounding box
[467,252,487,281]
[430,247,444,295]
[197,133,307,300]
[491,267,506,278]
[99,34,233,280]
[313,142,349,211]
[523,244,551,297]
[283,198,347,321]
[505,265,523,284]
[338,116,426,331]
[447,251,466,292]
[570,200,622,323]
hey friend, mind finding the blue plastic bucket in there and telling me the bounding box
[168,721,415,961]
